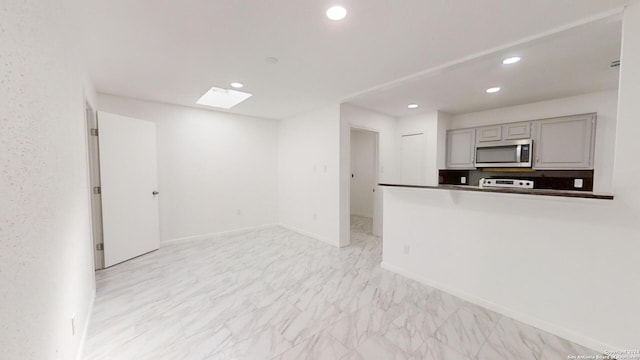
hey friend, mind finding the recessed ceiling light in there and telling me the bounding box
[486,87,501,94]
[407,104,419,109]
[230,82,244,89]
[196,86,252,109]
[326,6,347,20]
[502,56,521,65]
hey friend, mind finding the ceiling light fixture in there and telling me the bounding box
[407,104,419,109]
[196,86,252,109]
[502,56,521,65]
[486,87,501,94]
[326,6,347,20]
[230,82,244,89]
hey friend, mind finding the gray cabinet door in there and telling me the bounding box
[503,122,531,140]
[446,128,476,169]
[533,114,596,169]
[476,125,502,142]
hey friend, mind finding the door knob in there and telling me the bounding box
[152,191,159,195]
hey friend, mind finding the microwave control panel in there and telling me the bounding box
[520,145,530,162]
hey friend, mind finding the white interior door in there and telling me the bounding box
[98,111,160,267]
[401,133,426,185]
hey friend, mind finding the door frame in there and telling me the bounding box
[347,125,381,241]
[84,101,105,270]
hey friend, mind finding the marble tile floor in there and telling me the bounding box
[84,218,602,360]
[349,215,373,235]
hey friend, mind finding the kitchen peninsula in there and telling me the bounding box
[379,183,614,200]
[379,87,624,353]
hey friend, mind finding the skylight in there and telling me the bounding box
[196,87,252,109]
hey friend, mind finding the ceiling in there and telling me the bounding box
[83,0,627,120]
[348,18,622,117]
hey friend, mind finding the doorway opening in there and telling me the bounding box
[349,127,381,240]
[85,102,105,270]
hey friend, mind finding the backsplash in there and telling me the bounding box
[439,169,594,191]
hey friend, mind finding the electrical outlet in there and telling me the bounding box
[461,176,467,184]
[574,179,584,188]
[403,245,410,255]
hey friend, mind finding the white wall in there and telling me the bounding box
[350,130,375,218]
[340,104,398,243]
[279,104,341,246]
[382,3,640,351]
[0,0,96,358]
[98,94,279,243]
[449,90,618,193]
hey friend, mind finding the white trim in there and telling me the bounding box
[76,288,96,360]
[161,224,279,245]
[343,125,382,246]
[350,123,381,134]
[380,261,615,354]
[278,223,340,248]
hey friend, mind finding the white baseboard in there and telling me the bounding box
[76,288,96,360]
[278,223,340,248]
[162,223,341,248]
[161,224,279,245]
[380,261,615,354]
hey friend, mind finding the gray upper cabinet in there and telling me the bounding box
[503,122,531,140]
[532,113,596,169]
[476,125,502,142]
[446,128,476,169]
[477,122,531,142]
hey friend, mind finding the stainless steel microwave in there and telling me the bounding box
[475,139,533,168]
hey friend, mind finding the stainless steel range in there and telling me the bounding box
[480,178,534,189]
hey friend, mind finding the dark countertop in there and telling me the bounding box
[378,183,614,200]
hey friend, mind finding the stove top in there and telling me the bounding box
[480,178,534,189]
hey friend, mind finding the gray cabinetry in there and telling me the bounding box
[476,125,502,142]
[503,122,531,140]
[477,122,531,142]
[532,114,596,169]
[446,128,476,169]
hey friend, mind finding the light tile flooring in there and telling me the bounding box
[84,216,601,360]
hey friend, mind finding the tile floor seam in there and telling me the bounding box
[472,313,503,359]
[430,313,476,360]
